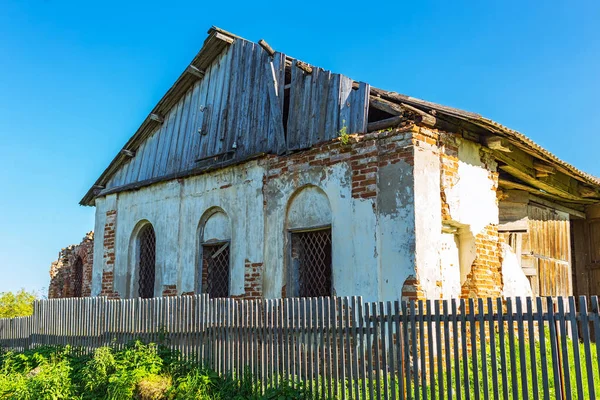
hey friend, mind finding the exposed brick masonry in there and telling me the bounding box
[265,125,416,200]
[100,210,120,298]
[48,232,94,298]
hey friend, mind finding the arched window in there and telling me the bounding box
[197,209,231,297]
[135,224,156,298]
[286,186,332,297]
[72,256,84,298]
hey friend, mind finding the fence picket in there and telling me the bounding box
[579,296,597,398]
[2,294,600,399]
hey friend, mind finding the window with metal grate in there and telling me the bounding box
[137,224,156,298]
[202,243,230,298]
[72,257,84,298]
[290,228,332,297]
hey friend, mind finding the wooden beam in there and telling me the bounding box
[498,177,596,204]
[369,96,403,116]
[295,60,313,74]
[482,136,511,152]
[494,149,585,201]
[185,65,205,79]
[399,102,437,127]
[120,149,135,158]
[149,113,164,124]
[367,115,404,132]
[258,39,275,57]
[528,194,586,218]
[579,185,600,198]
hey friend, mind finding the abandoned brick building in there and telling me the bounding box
[61,27,600,302]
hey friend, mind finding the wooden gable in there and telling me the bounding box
[84,30,370,204]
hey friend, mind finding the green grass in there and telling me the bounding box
[0,333,598,399]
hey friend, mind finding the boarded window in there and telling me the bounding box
[202,243,230,298]
[137,225,156,298]
[73,257,84,298]
[290,228,332,297]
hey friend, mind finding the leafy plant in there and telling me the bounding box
[0,289,37,318]
[338,121,350,145]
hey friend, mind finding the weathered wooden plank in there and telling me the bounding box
[339,75,353,134]
[546,298,563,400]
[536,297,550,400]
[451,299,462,400]
[579,296,596,398]
[349,82,370,134]
[206,48,229,159]
[515,298,528,398]
[169,88,194,174]
[265,52,286,155]
[525,298,539,400]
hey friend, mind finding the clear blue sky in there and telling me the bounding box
[0,0,599,295]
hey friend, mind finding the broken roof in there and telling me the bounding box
[81,26,600,207]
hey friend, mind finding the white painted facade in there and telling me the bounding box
[91,132,533,302]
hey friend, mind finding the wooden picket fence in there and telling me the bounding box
[1,295,600,399]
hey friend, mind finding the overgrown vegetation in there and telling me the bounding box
[0,333,597,399]
[0,342,311,400]
[0,290,36,319]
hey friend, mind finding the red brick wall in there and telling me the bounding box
[48,232,94,299]
[100,209,120,298]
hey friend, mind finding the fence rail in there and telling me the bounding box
[1,295,599,399]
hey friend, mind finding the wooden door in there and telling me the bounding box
[572,217,600,296]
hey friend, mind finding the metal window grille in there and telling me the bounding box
[290,228,332,297]
[137,225,156,298]
[202,243,230,298]
[72,257,84,298]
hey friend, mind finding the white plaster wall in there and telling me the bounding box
[203,212,231,242]
[445,140,498,235]
[439,232,461,298]
[501,243,533,298]
[263,158,416,302]
[178,163,264,296]
[377,159,417,301]
[92,154,417,302]
[413,146,443,298]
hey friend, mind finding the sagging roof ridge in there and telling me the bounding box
[81,26,600,206]
[371,87,600,188]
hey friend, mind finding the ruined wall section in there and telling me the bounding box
[48,232,94,298]
[437,130,502,298]
[408,127,503,300]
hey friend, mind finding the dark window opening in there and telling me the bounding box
[202,242,230,298]
[137,225,156,298]
[73,257,84,298]
[290,228,332,297]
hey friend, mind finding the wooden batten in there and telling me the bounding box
[295,60,313,74]
[185,65,205,79]
[149,113,164,124]
[258,39,275,57]
[120,149,135,158]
